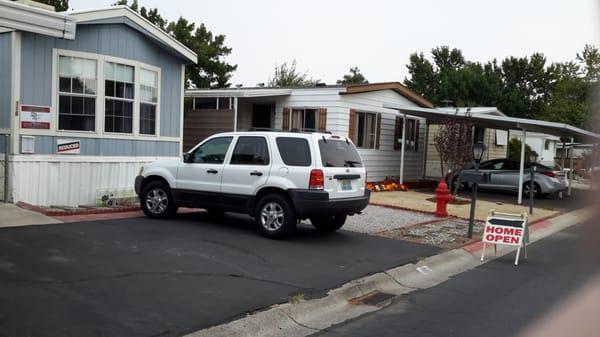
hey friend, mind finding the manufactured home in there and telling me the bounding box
[0,2,196,206]
[185,84,511,183]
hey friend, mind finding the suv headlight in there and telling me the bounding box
[138,166,144,176]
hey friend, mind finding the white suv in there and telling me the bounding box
[134,131,370,238]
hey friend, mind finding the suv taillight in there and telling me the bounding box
[309,169,324,190]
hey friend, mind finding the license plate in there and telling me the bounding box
[341,179,352,191]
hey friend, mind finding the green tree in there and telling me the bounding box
[268,60,317,87]
[337,67,368,85]
[507,138,532,161]
[32,0,69,11]
[115,0,237,88]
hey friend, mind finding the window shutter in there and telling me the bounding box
[282,108,290,131]
[348,109,357,142]
[318,108,327,132]
[394,116,403,150]
[415,120,420,152]
[375,113,382,150]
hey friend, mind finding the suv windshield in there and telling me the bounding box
[318,139,363,167]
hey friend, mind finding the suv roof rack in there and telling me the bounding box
[290,128,333,134]
[247,127,283,132]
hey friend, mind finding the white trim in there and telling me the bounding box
[0,0,76,40]
[10,31,21,155]
[49,48,165,141]
[11,154,178,163]
[186,88,292,98]
[69,6,196,63]
[179,64,185,156]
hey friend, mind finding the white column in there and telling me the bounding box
[399,113,407,185]
[568,137,574,196]
[233,97,238,131]
[517,129,527,204]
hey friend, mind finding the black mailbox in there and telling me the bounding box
[459,172,491,184]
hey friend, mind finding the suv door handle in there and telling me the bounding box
[250,171,263,176]
[206,169,218,174]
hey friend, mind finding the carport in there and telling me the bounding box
[384,104,600,204]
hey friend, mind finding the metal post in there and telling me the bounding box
[233,97,238,132]
[468,161,479,239]
[399,113,406,185]
[568,137,574,196]
[517,130,527,204]
[4,134,9,203]
[529,165,535,215]
[561,139,566,170]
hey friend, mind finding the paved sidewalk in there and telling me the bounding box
[371,191,559,222]
[0,203,61,228]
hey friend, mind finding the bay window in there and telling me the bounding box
[58,56,97,131]
[104,61,134,133]
[140,69,158,135]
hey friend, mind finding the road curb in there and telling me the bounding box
[184,207,593,337]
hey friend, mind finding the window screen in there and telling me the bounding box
[104,61,134,133]
[140,68,158,135]
[58,56,97,131]
[230,137,270,165]
[276,137,311,166]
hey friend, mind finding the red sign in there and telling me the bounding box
[20,104,52,129]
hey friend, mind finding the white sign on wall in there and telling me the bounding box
[57,139,81,154]
[20,104,52,129]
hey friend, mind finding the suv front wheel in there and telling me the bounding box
[255,194,297,239]
[140,181,178,218]
[311,215,347,232]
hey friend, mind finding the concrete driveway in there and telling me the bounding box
[0,212,438,337]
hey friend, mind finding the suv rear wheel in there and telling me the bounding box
[311,215,347,233]
[140,181,178,218]
[255,194,297,239]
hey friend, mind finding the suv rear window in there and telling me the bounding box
[276,137,311,166]
[318,139,363,167]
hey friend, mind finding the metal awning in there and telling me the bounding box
[384,104,600,206]
[383,104,600,143]
[186,88,292,98]
[0,0,76,40]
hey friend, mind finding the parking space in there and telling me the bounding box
[0,212,438,337]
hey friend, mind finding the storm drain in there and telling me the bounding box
[348,291,396,307]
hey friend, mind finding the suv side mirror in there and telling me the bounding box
[183,152,192,163]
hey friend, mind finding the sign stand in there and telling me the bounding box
[480,210,529,266]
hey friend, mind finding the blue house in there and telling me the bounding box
[0,1,196,206]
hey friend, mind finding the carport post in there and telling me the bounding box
[568,137,574,196]
[561,139,566,169]
[517,129,527,205]
[399,113,406,185]
[233,97,238,132]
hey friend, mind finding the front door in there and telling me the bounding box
[252,104,272,129]
[175,136,234,204]
[221,136,271,211]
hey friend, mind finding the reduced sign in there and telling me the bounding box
[481,211,529,265]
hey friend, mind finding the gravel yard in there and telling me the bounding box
[310,205,437,234]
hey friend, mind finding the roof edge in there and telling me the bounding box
[341,82,435,108]
[69,6,197,63]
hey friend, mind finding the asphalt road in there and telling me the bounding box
[0,212,438,337]
[313,224,597,337]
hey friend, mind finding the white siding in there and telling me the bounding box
[274,88,426,182]
[11,155,174,206]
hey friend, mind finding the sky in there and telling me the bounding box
[70,0,599,86]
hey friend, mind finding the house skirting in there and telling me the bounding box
[8,155,177,207]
